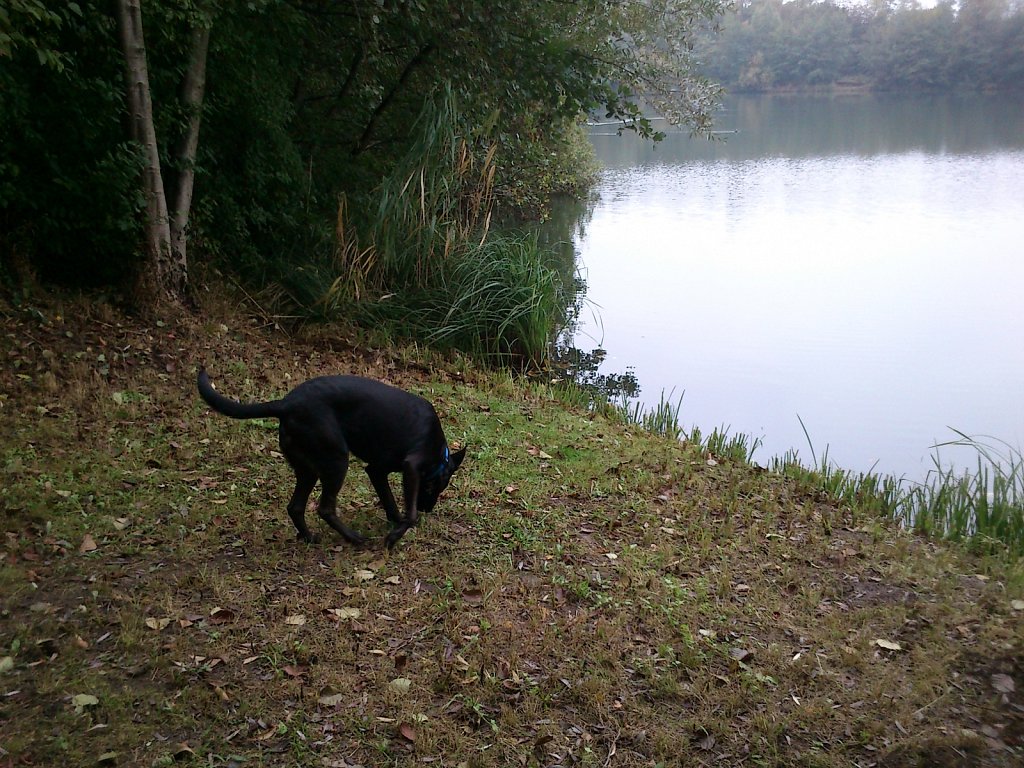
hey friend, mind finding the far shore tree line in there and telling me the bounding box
[696,0,1024,92]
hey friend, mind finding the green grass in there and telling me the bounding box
[1,291,1022,767]
[594,393,1022,556]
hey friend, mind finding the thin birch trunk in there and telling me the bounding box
[169,24,210,276]
[115,0,184,303]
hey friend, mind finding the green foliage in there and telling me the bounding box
[2,0,727,360]
[0,3,143,286]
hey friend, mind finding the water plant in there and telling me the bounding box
[774,420,1024,556]
[608,396,1022,555]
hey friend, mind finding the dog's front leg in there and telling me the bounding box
[366,466,403,525]
[382,463,421,549]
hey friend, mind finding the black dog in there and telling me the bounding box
[197,368,465,548]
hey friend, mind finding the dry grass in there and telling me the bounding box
[0,288,1022,767]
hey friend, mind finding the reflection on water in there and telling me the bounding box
[557,93,1024,479]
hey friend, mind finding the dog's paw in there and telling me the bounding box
[384,526,410,549]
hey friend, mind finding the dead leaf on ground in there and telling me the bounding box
[79,534,97,553]
[318,686,346,707]
[398,722,417,742]
[144,617,172,631]
[353,569,375,582]
[389,677,412,695]
[324,607,361,621]
[71,693,99,714]
[730,648,753,663]
[992,673,1015,694]
[875,638,903,652]
[173,743,196,760]
[282,664,307,679]
[209,607,235,624]
[284,614,306,626]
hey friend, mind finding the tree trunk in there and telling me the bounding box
[115,0,186,305]
[169,24,210,278]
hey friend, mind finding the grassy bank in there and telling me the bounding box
[613,393,1024,557]
[1,291,1022,767]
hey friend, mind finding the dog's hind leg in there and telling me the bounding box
[286,467,319,543]
[316,457,367,546]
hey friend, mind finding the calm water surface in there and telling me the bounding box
[568,94,1024,479]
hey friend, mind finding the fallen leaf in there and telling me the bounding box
[208,681,229,701]
[209,607,236,625]
[325,607,361,621]
[389,677,412,695]
[992,673,1015,694]
[462,589,483,603]
[282,665,307,679]
[173,743,196,760]
[79,534,97,553]
[72,693,99,714]
[729,648,753,663]
[318,687,346,707]
[1011,600,1024,611]
[696,733,716,751]
[284,614,306,626]
[875,638,903,652]
[384,575,401,585]
[97,752,118,765]
[0,656,14,674]
[604,552,618,560]
[144,617,172,631]
[398,722,417,742]
[353,569,375,582]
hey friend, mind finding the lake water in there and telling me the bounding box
[564,93,1024,479]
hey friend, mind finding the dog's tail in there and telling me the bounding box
[197,368,286,420]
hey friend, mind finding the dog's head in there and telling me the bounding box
[418,446,466,513]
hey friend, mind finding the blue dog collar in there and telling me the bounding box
[427,446,450,480]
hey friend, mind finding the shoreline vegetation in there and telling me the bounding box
[0,287,1022,767]
[608,392,1024,557]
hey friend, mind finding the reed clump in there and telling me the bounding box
[320,91,567,368]
[589,390,1023,555]
[774,425,1024,556]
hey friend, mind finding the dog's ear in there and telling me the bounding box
[449,447,467,473]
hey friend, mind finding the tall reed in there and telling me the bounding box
[320,89,566,367]
[775,426,1024,555]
